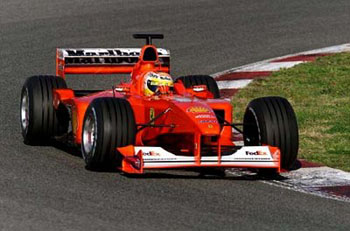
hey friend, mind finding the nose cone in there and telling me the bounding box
[183,104,221,135]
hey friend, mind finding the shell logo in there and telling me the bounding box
[187,106,210,113]
[149,108,155,125]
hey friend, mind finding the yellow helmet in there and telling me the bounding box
[143,72,173,96]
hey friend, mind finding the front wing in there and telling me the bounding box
[117,145,281,174]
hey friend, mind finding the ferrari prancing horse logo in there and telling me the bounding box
[150,108,155,125]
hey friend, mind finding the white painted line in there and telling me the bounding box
[280,166,350,187]
[212,43,350,78]
[225,168,350,203]
[237,61,304,72]
[302,43,350,55]
[261,178,350,203]
[216,79,253,89]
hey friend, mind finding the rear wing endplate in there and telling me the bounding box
[56,48,170,78]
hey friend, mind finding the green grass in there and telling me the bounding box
[231,53,350,171]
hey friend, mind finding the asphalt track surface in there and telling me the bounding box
[1,0,350,230]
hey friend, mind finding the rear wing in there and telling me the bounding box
[56,48,170,78]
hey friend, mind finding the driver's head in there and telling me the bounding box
[143,72,173,96]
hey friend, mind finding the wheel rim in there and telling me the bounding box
[82,108,97,159]
[21,88,30,133]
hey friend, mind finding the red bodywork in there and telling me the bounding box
[53,44,281,174]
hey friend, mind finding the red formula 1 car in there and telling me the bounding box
[20,34,299,174]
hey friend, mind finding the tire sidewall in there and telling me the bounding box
[20,79,38,143]
[244,106,263,145]
[81,104,99,165]
[20,86,31,139]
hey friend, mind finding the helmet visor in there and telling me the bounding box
[147,79,158,93]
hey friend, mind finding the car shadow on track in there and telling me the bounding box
[123,168,288,181]
[123,172,249,181]
[50,139,82,157]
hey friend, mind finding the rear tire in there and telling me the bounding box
[243,97,299,170]
[81,97,136,170]
[175,75,220,98]
[20,75,67,144]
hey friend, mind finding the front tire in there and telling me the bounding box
[20,75,67,144]
[243,97,299,170]
[81,97,136,169]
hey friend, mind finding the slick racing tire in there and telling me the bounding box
[175,75,220,98]
[81,97,136,170]
[20,75,67,144]
[243,97,299,170]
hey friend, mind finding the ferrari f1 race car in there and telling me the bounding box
[20,34,299,174]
